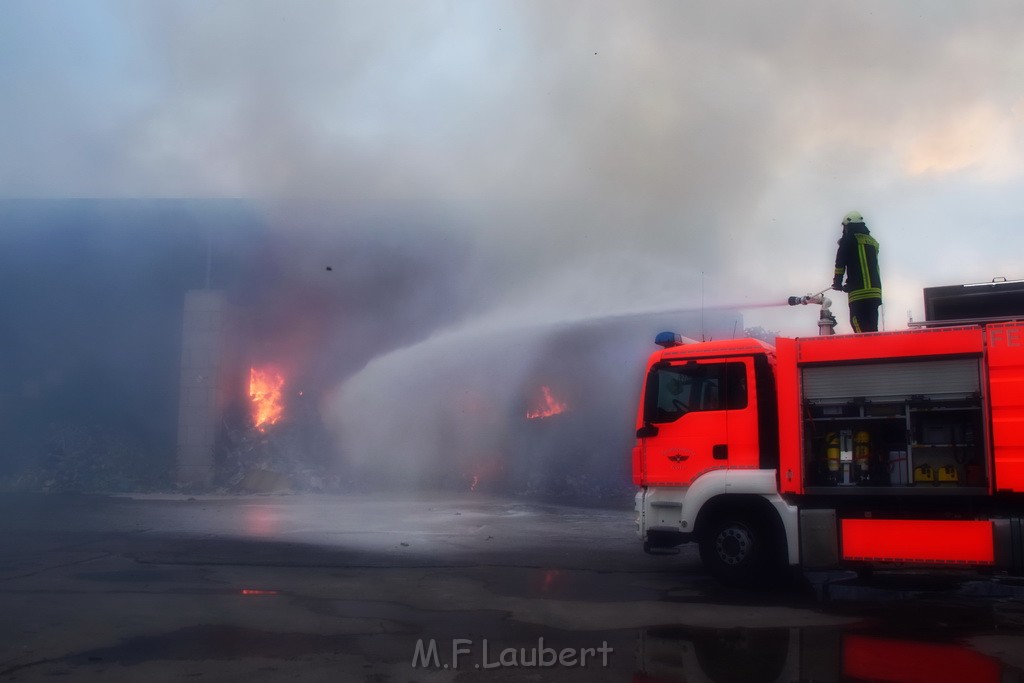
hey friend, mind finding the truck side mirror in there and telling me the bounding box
[637,424,659,439]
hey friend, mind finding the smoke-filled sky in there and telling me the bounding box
[4,1,1024,332]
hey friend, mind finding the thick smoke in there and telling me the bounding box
[5,2,1024,328]
[6,3,1024,319]
[4,4,1024,491]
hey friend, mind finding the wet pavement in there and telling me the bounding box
[0,493,1023,681]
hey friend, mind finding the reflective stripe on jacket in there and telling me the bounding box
[834,225,881,302]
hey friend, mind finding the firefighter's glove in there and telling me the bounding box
[831,278,843,291]
[842,283,851,293]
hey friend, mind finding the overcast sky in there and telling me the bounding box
[3,1,1024,334]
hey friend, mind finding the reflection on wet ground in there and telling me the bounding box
[2,494,1024,681]
[633,571,1024,682]
[635,625,1024,683]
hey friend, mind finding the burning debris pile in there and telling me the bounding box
[525,385,568,420]
[214,365,340,493]
[503,381,635,502]
[249,367,285,432]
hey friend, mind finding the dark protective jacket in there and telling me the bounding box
[833,223,881,303]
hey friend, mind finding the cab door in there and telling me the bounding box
[638,357,759,485]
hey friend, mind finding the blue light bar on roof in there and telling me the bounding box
[654,331,684,348]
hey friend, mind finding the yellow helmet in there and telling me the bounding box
[842,211,864,225]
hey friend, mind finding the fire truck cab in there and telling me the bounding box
[633,280,1024,583]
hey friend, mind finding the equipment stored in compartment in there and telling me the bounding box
[800,356,985,490]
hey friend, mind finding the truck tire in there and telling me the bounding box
[699,514,775,586]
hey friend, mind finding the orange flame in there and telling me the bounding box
[250,367,285,430]
[526,385,567,419]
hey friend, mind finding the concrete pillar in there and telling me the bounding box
[176,290,227,488]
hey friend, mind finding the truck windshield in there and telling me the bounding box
[644,361,747,424]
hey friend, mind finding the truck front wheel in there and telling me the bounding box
[699,514,775,585]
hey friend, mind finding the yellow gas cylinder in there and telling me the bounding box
[854,430,871,480]
[826,432,840,476]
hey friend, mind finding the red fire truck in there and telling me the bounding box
[633,279,1024,583]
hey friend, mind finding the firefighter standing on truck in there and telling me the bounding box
[832,211,882,333]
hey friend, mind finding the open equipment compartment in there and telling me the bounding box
[800,357,986,493]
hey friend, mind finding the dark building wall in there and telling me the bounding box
[176,290,229,487]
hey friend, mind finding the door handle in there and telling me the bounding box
[713,444,728,460]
